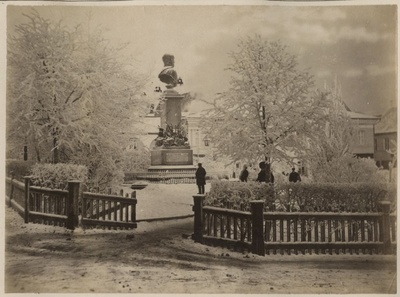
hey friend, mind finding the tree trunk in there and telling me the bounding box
[52,137,59,164]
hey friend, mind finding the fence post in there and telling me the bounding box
[192,195,204,243]
[24,176,31,224]
[66,180,80,230]
[9,172,15,207]
[131,191,137,222]
[251,200,265,256]
[380,201,392,254]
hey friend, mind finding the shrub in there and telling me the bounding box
[205,181,396,213]
[6,159,35,181]
[30,163,88,189]
[276,182,396,212]
[204,181,276,211]
[310,155,386,183]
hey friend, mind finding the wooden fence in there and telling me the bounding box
[193,195,397,256]
[6,177,137,230]
[6,176,27,217]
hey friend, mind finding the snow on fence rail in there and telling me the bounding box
[192,195,397,256]
[5,177,137,230]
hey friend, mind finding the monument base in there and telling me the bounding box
[151,148,193,166]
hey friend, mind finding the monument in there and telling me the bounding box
[150,54,194,167]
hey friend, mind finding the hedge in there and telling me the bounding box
[30,163,88,190]
[6,159,35,181]
[204,181,396,213]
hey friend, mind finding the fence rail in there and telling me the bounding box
[193,196,397,256]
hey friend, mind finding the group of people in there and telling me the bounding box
[195,162,302,195]
[239,163,301,183]
[239,162,275,183]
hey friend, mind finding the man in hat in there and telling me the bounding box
[195,163,207,194]
[289,167,301,183]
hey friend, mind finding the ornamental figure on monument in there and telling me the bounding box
[158,54,179,89]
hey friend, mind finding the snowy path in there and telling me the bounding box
[5,203,397,294]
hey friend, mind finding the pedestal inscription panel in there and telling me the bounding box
[166,152,189,163]
[151,149,193,166]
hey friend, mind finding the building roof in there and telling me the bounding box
[375,107,397,134]
[347,111,380,120]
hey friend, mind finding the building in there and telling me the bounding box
[346,108,380,158]
[374,107,397,169]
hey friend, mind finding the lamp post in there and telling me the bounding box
[197,129,200,163]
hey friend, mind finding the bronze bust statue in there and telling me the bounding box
[158,54,178,89]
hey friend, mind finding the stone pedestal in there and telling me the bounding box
[150,90,193,167]
[160,90,185,129]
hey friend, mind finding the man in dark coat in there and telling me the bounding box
[239,165,249,182]
[289,167,301,183]
[256,161,274,183]
[195,163,207,194]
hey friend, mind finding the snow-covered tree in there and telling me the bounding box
[204,36,327,179]
[305,82,385,183]
[7,10,149,188]
[304,82,355,170]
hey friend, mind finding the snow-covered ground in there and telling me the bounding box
[4,183,397,294]
[122,183,196,221]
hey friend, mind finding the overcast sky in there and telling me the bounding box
[6,2,398,115]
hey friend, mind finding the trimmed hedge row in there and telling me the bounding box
[30,163,88,190]
[204,181,396,213]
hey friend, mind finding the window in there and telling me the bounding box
[374,138,377,151]
[358,130,365,145]
[385,138,390,150]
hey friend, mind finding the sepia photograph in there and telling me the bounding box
[2,1,398,294]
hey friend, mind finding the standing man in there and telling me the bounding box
[239,165,249,182]
[196,163,207,194]
[289,167,301,183]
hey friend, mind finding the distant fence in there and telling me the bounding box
[6,176,137,230]
[125,170,224,184]
[193,195,397,256]
[126,172,196,184]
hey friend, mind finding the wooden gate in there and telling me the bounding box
[81,191,137,229]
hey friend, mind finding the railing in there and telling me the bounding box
[193,196,396,256]
[136,172,196,184]
[81,191,137,229]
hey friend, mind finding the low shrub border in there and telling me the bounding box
[204,181,396,213]
[30,163,88,190]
